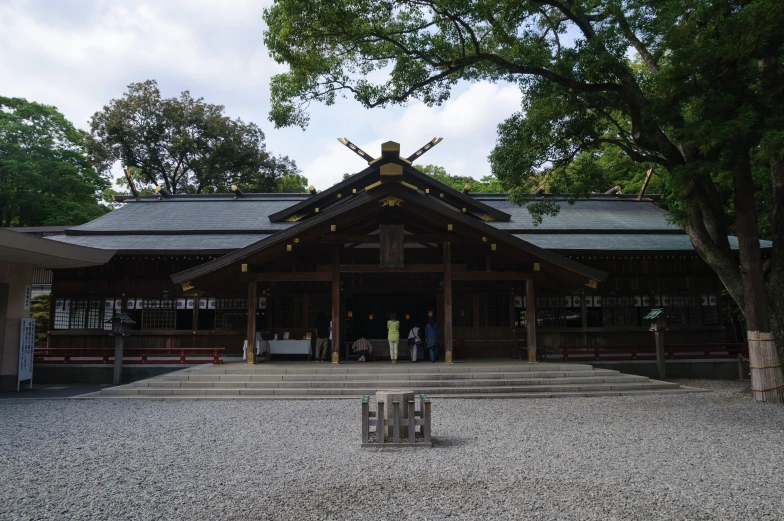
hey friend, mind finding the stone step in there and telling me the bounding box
[103,381,680,397]
[185,363,596,375]
[134,375,649,388]
[152,369,621,383]
[78,387,707,401]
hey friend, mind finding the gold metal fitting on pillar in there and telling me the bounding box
[247,350,255,365]
[445,351,453,363]
[331,351,339,364]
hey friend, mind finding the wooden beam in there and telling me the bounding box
[321,234,446,244]
[451,272,533,281]
[250,272,331,282]
[637,169,654,200]
[331,243,340,364]
[316,264,466,273]
[246,281,256,364]
[526,279,537,362]
[443,242,453,363]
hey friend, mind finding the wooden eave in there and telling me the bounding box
[172,183,606,288]
[267,157,511,223]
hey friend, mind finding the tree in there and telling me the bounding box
[0,96,110,227]
[86,80,299,195]
[263,0,784,401]
[30,294,50,346]
[276,173,310,193]
[415,164,504,192]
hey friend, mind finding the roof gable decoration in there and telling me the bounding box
[172,181,606,290]
[268,138,512,224]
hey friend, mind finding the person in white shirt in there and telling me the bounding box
[407,325,422,362]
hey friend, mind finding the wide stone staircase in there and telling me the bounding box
[85,361,703,400]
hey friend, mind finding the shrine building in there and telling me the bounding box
[44,139,761,364]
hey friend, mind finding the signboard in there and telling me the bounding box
[23,285,32,311]
[207,298,216,310]
[176,298,186,310]
[18,318,35,391]
[258,297,267,310]
[186,298,195,310]
[199,298,207,309]
[115,299,123,310]
[513,296,522,308]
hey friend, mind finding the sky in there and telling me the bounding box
[0,0,523,190]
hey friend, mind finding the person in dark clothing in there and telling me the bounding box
[425,317,440,362]
[314,312,330,362]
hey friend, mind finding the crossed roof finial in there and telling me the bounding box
[337,137,444,164]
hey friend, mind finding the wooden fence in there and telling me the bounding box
[559,342,748,363]
[361,394,432,448]
[34,347,224,365]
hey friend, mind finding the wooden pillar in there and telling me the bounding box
[526,279,537,362]
[443,242,453,363]
[331,244,341,364]
[246,281,256,364]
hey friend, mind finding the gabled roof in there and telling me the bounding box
[170,182,608,287]
[267,142,511,223]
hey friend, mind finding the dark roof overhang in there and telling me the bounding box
[0,229,115,269]
[171,183,606,287]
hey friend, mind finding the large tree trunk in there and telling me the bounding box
[767,154,784,359]
[733,142,783,402]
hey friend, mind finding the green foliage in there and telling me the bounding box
[86,80,299,194]
[415,164,503,193]
[262,0,784,322]
[275,173,309,193]
[30,294,50,346]
[0,96,110,227]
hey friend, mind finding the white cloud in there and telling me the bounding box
[1,1,523,193]
[300,82,522,189]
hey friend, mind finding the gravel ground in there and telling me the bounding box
[0,381,782,521]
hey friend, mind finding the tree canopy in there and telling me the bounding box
[264,0,784,393]
[415,164,503,193]
[0,96,110,227]
[87,80,300,194]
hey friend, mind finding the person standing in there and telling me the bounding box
[425,317,440,363]
[387,312,400,363]
[314,311,330,362]
[407,324,422,362]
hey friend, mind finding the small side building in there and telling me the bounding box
[0,229,114,390]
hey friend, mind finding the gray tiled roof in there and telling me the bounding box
[72,198,304,233]
[515,234,771,251]
[48,234,270,251]
[478,196,678,231]
[49,192,766,253]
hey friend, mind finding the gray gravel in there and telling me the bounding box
[1,381,783,521]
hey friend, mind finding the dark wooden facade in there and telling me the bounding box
[47,141,733,361]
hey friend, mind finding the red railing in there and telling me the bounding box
[559,342,748,362]
[34,347,224,365]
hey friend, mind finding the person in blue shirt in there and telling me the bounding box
[425,317,440,363]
